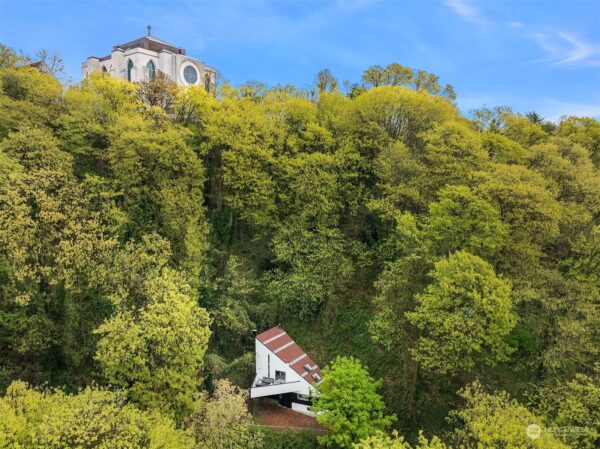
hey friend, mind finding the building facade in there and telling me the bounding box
[250,326,323,416]
[82,27,216,90]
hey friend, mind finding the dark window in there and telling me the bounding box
[101,65,107,73]
[312,373,322,382]
[127,59,134,82]
[147,60,156,80]
[275,370,286,382]
[183,65,198,84]
[204,73,211,92]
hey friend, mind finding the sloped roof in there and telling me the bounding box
[257,326,322,385]
[113,35,186,55]
[28,60,52,75]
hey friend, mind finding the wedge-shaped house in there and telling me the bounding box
[250,326,323,415]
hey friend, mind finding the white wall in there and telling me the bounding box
[291,402,313,416]
[82,47,215,88]
[254,340,313,396]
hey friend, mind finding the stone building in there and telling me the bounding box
[81,26,215,90]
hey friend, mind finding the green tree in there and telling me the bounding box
[353,431,450,449]
[137,71,178,111]
[108,114,209,279]
[95,268,211,421]
[186,379,263,449]
[267,225,353,318]
[476,163,561,276]
[449,381,570,449]
[0,380,194,449]
[362,65,386,88]
[418,121,488,197]
[407,251,516,375]
[0,44,22,69]
[383,63,413,87]
[0,128,117,385]
[316,68,338,93]
[312,356,395,449]
[422,185,508,260]
[557,116,600,166]
[531,365,599,449]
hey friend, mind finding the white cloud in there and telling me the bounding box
[444,0,493,28]
[529,30,600,67]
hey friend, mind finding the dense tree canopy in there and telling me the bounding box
[0,44,598,449]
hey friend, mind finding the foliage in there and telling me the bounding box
[0,380,193,449]
[422,185,508,260]
[312,356,395,448]
[407,251,516,375]
[95,268,211,421]
[259,429,320,449]
[531,365,599,449]
[449,381,570,449]
[186,379,263,449]
[0,53,599,448]
[353,431,450,449]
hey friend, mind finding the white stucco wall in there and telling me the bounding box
[82,46,216,89]
[254,340,314,396]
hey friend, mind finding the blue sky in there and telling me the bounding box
[1,0,599,120]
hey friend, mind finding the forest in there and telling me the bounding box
[0,44,598,449]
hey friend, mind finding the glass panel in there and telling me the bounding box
[184,65,198,84]
[127,60,134,82]
[147,60,155,80]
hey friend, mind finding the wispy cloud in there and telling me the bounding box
[444,0,493,28]
[529,30,600,67]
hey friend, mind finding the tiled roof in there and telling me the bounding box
[113,36,186,55]
[257,326,323,385]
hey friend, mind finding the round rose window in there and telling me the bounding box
[183,65,198,84]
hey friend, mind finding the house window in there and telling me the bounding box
[127,59,134,82]
[275,370,286,382]
[101,65,107,73]
[312,373,322,382]
[147,60,156,80]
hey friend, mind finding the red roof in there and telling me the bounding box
[257,326,323,385]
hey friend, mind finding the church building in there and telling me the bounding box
[81,26,216,90]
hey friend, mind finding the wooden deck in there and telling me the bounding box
[251,398,328,434]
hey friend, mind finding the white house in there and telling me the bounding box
[251,326,323,416]
[81,26,216,90]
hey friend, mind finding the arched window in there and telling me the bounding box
[204,73,211,92]
[101,65,108,73]
[147,60,155,80]
[127,59,134,82]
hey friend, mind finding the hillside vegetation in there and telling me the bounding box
[0,47,598,449]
